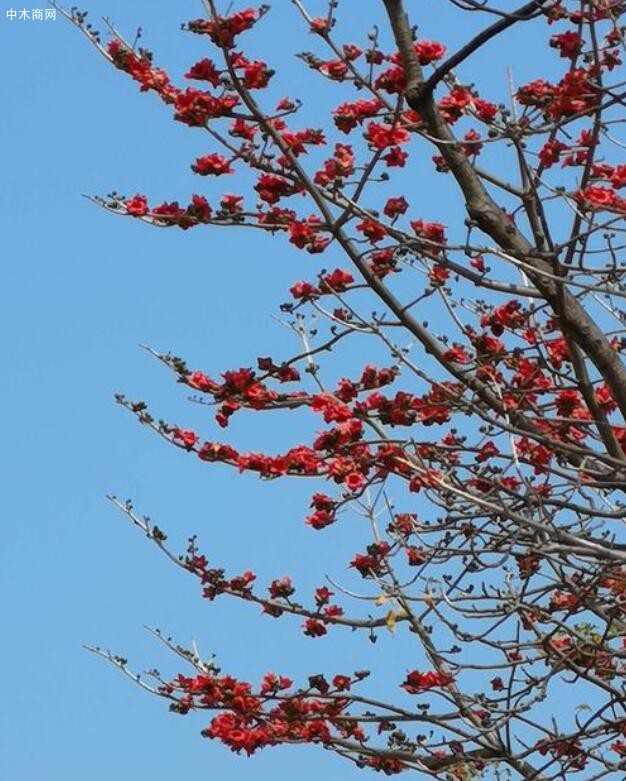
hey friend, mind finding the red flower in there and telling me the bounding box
[172,428,198,449]
[192,153,234,176]
[188,370,219,393]
[406,546,427,566]
[350,542,390,577]
[186,8,260,49]
[260,672,292,694]
[125,194,149,217]
[474,98,498,122]
[343,44,362,61]
[402,670,454,693]
[383,146,409,167]
[356,218,387,243]
[375,66,406,95]
[174,89,240,125]
[319,268,354,293]
[314,586,333,605]
[303,618,327,637]
[306,509,335,530]
[411,219,446,245]
[344,471,365,492]
[220,194,244,213]
[368,758,404,774]
[429,265,450,286]
[334,99,382,133]
[442,346,471,364]
[364,122,410,149]
[538,139,568,168]
[384,196,409,219]
[319,60,349,81]
[310,394,353,423]
[255,174,292,204]
[310,17,331,34]
[578,185,621,210]
[287,219,330,253]
[185,58,221,86]
[463,128,483,157]
[550,31,582,58]
[314,144,355,186]
[242,60,273,89]
[439,86,473,122]
[332,674,351,691]
[269,576,295,599]
[415,40,446,65]
[290,281,319,300]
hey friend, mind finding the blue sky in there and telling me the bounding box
[0,3,558,778]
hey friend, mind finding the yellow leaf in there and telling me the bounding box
[386,609,396,633]
[375,595,389,606]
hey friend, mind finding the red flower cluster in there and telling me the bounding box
[334,98,383,133]
[167,667,355,755]
[107,39,178,102]
[364,122,410,150]
[174,88,240,125]
[577,185,626,212]
[480,300,526,336]
[402,670,455,693]
[350,542,390,577]
[186,8,261,48]
[518,68,599,119]
[314,144,356,186]
[122,193,214,229]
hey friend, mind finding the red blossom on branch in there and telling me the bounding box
[60,0,626,777]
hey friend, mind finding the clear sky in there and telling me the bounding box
[0,3,557,779]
